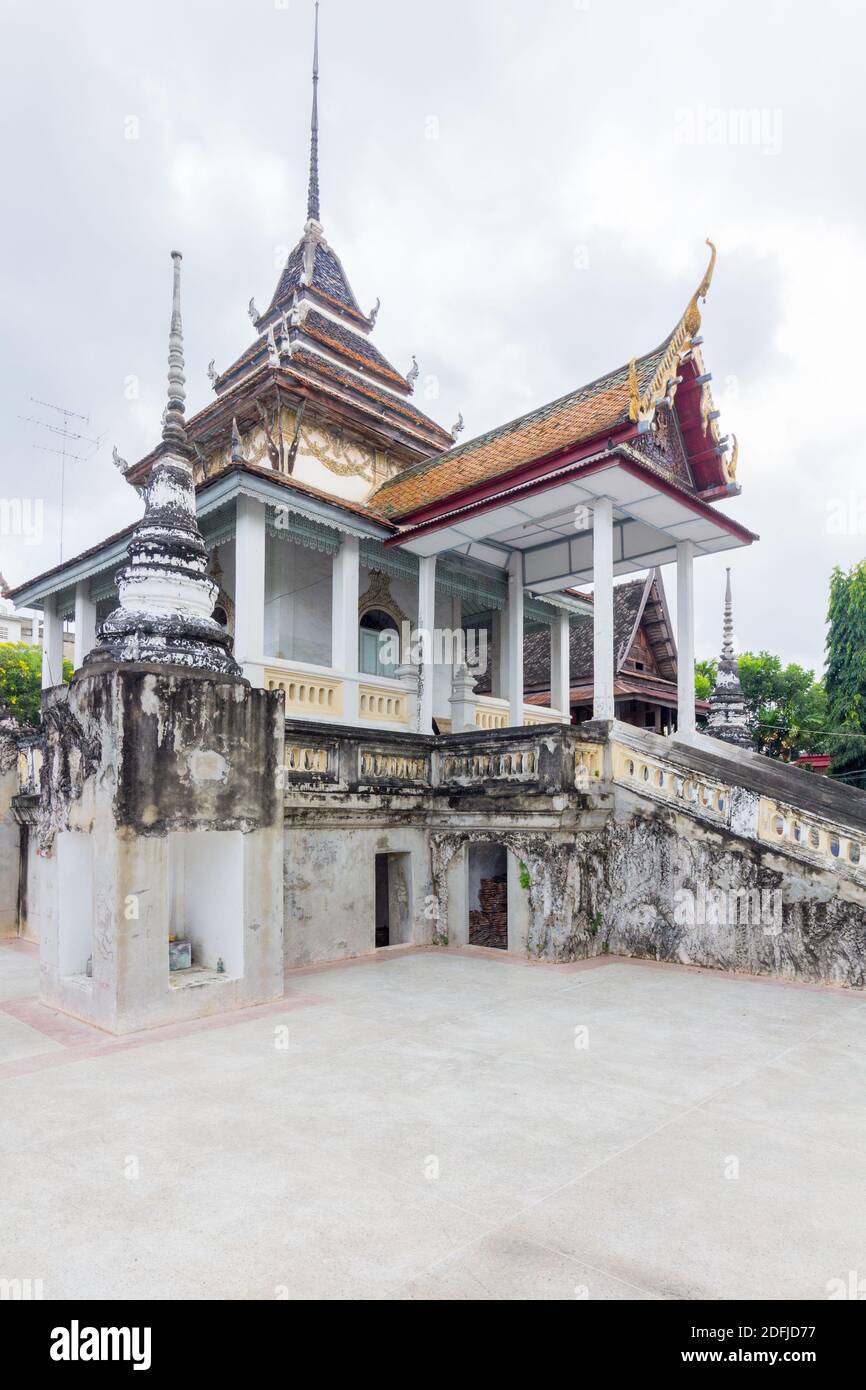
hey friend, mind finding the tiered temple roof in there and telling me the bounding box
[372,241,737,523]
[9,13,752,620]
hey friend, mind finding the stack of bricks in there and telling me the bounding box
[468,875,508,949]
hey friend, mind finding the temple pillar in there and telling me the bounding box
[417,555,436,734]
[506,552,524,726]
[551,608,571,720]
[73,581,97,670]
[676,540,696,737]
[41,595,64,690]
[592,498,615,720]
[234,495,266,687]
[331,533,360,721]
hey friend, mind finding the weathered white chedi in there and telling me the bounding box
[26,253,285,1034]
[706,568,751,748]
[87,253,240,676]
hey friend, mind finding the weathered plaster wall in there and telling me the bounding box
[16,709,866,998]
[578,799,866,987]
[37,666,285,1033]
[18,832,40,944]
[284,822,431,966]
[0,730,19,935]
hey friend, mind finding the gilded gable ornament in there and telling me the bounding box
[299,424,376,479]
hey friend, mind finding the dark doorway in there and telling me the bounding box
[375,853,390,947]
[468,843,508,950]
[375,852,412,948]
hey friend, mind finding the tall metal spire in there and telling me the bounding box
[307,2,321,223]
[163,250,187,447]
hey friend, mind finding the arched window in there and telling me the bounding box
[359,608,400,678]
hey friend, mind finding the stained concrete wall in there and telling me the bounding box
[17,707,866,993]
[506,848,531,954]
[576,799,866,987]
[284,823,431,966]
[37,667,285,1033]
[20,831,43,944]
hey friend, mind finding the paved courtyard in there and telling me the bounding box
[0,938,864,1300]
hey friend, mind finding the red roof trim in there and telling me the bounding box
[384,423,639,532]
[384,437,758,548]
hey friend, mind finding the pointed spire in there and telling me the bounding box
[721,567,735,663]
[706,567,751,750]
[163,250,187,447]
[82,251,240,677]
[307,2,321,224]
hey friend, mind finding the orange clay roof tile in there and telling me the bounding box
[372,337,674,519]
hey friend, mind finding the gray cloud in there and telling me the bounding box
[2,0,863,679]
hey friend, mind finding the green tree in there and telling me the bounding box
[694,649,828,760]
[694,658,717,701]
[825,561,866,776]
[0,643,72,727]
[738,652,828,760]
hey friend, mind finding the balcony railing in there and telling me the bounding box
[277,717,866,884]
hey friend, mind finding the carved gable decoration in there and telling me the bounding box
[631,410,693,487]
[299,422,377,480]
[358,570,409,629]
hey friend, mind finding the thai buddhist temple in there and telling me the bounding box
[3,2,866,1036]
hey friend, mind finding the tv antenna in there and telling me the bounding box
[18,398,106,562]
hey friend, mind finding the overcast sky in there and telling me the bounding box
[1,0,864,672]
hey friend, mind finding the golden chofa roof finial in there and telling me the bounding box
[626,239,719,429]
[627,358,641,422]
[725,432,738,482]
[684,238,717,338]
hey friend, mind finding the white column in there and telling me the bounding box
[676,540,696,738]
[507,551,524,727]
[234,495,266,687]
[73,581,97,669]
[592,498,615,720]
[417,555,437,734]
[551,609,571,721]
[331,533,360,722]
[491,609,506,698]
[41,594,64,689]
[448,594,477,732]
